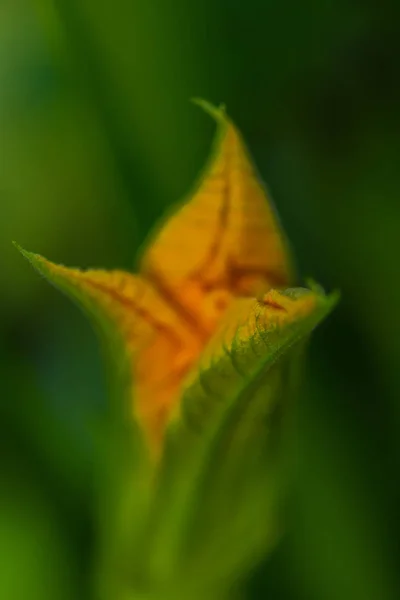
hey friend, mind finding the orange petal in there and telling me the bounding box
[16,246,201,455]
[139,100,294,335]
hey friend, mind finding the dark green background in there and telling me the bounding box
[1,1,399,598]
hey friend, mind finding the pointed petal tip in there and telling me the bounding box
[191,97,227,122]
[12,240,24,253]
[13,243,51,278]
[13,241,36,262]
[12,241,45,264]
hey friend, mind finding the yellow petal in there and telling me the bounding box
[16,246,201,455]
[139,100,294,335]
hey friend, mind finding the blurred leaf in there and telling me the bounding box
[33,0,212,235]
[0,470,78,600]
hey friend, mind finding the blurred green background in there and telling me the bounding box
[1,1,400,598]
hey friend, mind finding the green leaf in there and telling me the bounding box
[137,286,338,591]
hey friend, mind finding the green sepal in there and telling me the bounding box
[137,287,338,591]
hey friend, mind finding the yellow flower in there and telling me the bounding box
[16,100,332,460]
